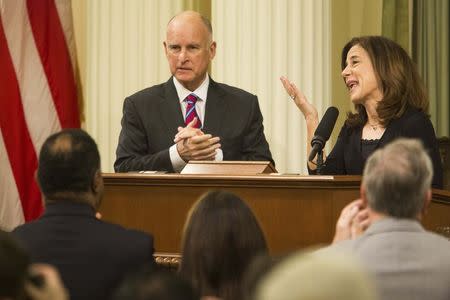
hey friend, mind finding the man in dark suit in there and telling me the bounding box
[326,138,450,300]
[114,11,273,173]
[13,129,154,300]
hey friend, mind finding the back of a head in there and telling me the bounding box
[114,266,198,300]
[0,230,30,299]
[37,129,100,200]
[363,138,433,218]
[180,190,268,300]
[255,250,377,300]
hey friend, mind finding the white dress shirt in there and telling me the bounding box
[169,75,223,172]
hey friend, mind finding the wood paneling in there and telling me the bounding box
[100,173,450,255]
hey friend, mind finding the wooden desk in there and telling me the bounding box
[100,173,450,255]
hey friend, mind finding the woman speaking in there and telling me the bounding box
[281,36,443,188]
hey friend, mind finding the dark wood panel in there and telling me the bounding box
[100,173,450,255]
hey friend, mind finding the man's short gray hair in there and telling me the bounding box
[167,11,213,35]
[362,138,433,218]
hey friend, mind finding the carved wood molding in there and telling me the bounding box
[103,173,362,189]
[154,252,181,270]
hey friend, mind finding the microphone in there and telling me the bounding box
[308,106,339,162]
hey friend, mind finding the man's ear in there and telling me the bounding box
[360,184,368,207]
[91,170,103,194]
[420,189,432,218]
[163,41,168,57]
[209,41,216,60]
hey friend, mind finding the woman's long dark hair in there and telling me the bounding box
[342,36,429,128]
[179,190,268,300]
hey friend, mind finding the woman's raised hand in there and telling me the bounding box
[280,76,318,122]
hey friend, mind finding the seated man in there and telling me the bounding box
[114,11,273,173]
[328,138,450,300]
[13,129,155,300]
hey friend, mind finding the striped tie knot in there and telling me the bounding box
[185,94,202,128]
[186,94,198,105]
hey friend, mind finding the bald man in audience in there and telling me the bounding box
[13,129,154,300]
[328,138,450,300]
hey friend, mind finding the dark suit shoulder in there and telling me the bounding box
[213,81,256,99]
[13,216,153,251]
[126,83,166,103]
[95,221,153,244]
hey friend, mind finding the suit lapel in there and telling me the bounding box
[159,78,185,134]
[203,79,226,135]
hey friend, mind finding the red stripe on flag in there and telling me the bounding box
[26,0,80,128]
[0,18,43,221]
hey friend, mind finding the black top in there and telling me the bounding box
[361,139,380,161]
[310,107,443,189]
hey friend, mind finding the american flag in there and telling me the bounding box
[0,0,80,230]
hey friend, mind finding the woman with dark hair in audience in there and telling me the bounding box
[280,35,443,188]
[179,190,268,300]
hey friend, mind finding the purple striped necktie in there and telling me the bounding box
[185,93,202,128]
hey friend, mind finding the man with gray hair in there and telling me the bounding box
[328,138,450,300]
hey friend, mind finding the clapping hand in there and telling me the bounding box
[174,118,221,162]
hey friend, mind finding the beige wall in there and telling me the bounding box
[330,0,382,143]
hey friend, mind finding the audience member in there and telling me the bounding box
[113,264,198,300]
[254,250,377,300]
[12,129,155,300]
[0,230,68,300]
[179,190,268,300]
[328,138,450,300]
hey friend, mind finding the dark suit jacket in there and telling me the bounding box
[316,107,443,188]
[114,77,274,172]
[12,202,154,300]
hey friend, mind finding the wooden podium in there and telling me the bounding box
[100,173,450,258]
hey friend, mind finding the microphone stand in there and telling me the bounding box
[316,149,324,175]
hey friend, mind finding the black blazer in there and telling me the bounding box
[12,202,154,300]
[317,107,443,188]
[114,77,274,172]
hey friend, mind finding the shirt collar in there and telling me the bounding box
[173,74,209,103]
[365,217,424,235]
[43,201,96,217]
